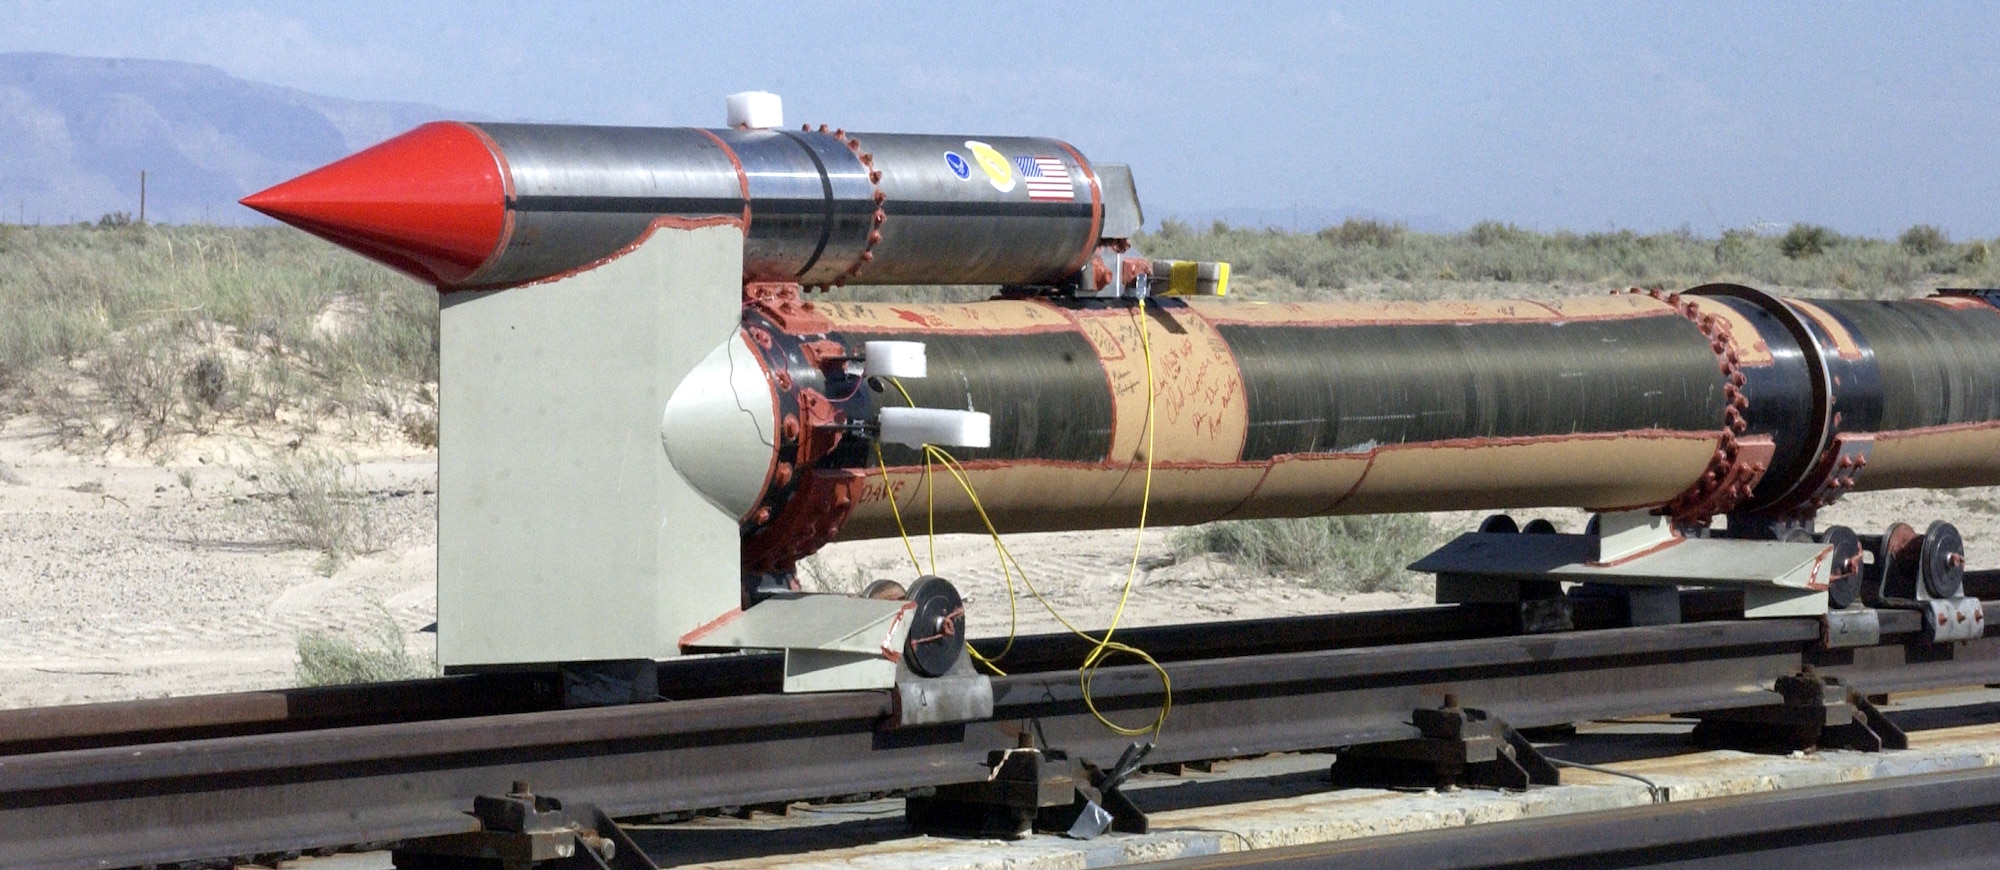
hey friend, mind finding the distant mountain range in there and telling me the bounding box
[0,51,1450,235]
[0,52,451,225]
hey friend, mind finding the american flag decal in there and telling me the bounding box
[1013,155,1075,201]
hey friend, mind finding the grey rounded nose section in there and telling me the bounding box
[662,331,778,521]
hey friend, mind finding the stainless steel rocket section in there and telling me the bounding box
[465,124,1107,289]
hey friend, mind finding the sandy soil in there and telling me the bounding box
[0,418,437,708]
[2,412,1996,710]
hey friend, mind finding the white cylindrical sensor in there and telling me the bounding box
[725,91,784,129]
[878,407,991,449]
[861,341,927,379]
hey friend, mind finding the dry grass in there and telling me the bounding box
[0,223,436,449]
[247,451,384,571]
[1138,219,2000,300]
[295,608,434,686]
[1173,514,1440,594]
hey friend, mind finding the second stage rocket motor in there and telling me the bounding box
[666,285,2000,574]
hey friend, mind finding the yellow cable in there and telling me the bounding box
[876,377,1011,669]
[921,445,1170,736]
[875,440,923,577]
[867,305,1172,737]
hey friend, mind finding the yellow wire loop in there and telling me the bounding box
[863,298,1171,737]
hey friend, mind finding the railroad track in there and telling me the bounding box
[6,576,2000,869]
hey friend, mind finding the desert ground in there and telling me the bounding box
[3,408,1995,710]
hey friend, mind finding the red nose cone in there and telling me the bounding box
[242,121,508,287]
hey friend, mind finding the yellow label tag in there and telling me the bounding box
[964,140,1014,193]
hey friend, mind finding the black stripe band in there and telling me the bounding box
[506,195,1092,221]
[509,195,742,214]
[775,130,838,279]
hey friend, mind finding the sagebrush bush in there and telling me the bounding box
[1900,224,1950,256]
[296,611,433,686]
[251,451,382,569]
[1779,223,1839,259]
[1173,514,1438,594]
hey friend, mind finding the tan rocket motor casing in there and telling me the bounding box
[836,294,1719,535]
[657,285,2000,572]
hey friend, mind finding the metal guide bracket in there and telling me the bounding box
[1331,697,1559,792]
[905,736,1151,839]
[1421,512,1835,621]
[1689,672,1907,754]
[1822,607,1882,648]
[680,593,915,692]
[392,784,658,870]
[893,650,995,727]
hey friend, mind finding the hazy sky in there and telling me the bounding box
[6,1,1998,237]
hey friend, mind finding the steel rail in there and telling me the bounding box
[16,615,2000,869]
[0,590,1753,758]
[1138,761,2000,869]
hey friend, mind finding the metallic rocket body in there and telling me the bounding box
[674,286,2000,572]
[243,121,1116,290]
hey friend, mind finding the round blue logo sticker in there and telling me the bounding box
[944,151,971,179]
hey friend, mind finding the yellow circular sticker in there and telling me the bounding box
[964,140,1014,193]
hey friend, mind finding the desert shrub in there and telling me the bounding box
[399,409,438,448]
[252,451,381,568]
[1779,223,1839,259]
[296,611,433,685]
[1173,514,1437,594]
[1900,224,1950,256]
[1467,220,1533,247]
[1319,218,1406,248]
